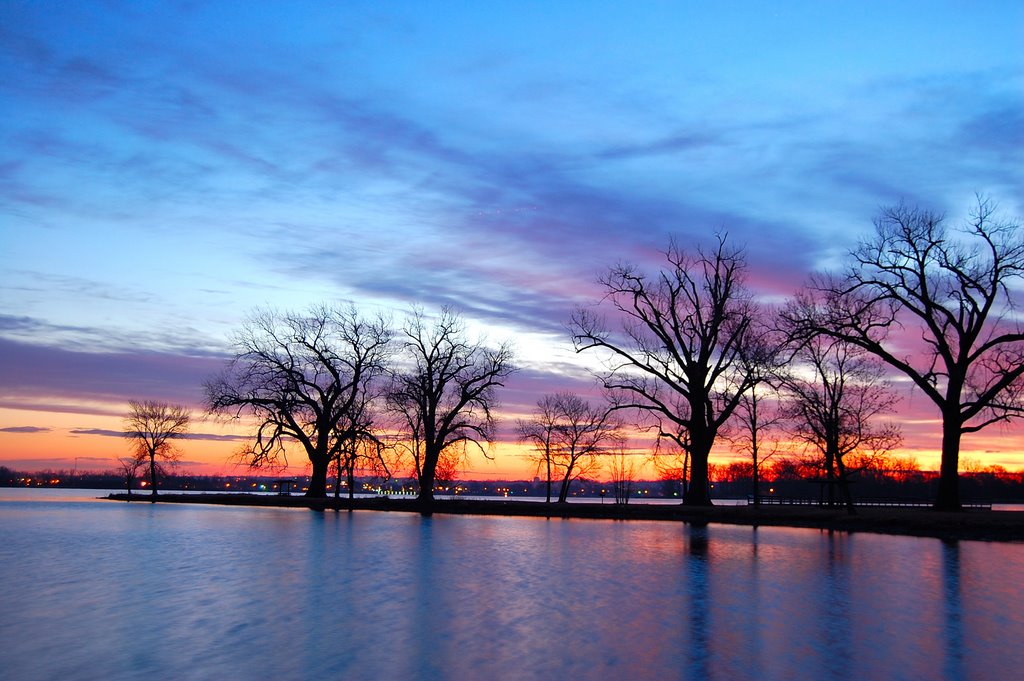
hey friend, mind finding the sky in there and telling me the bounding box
[2,1,1023,479]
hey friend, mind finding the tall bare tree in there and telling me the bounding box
[571,234,760,505]
[779,336,902,513]
[726,385,786,505]
[205,304,392,498]
[725,326,787,504]
[518,392,621,504]
[387,307,516,510]
[784,198,1024,509]
[124,400,190,498]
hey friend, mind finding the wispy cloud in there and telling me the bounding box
[0,426,51,434]
[69,428,245,442]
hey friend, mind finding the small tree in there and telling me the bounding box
[330,394,392,501]
[779,336,902,513]
[520,392,621,504]
[517,396,561,503]
[725,327,787,504]
[124,400,190,498]
[116,455,145,501]
[609,449,637,505]
[650,442,690,499]
[726,386,785,505]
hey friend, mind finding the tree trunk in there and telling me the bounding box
[306,455,329,498]
[334,453,342,500]
[149,451,158,500]
[347,462,355,501]
[934,421,963,511]
[546,457,552,503]
[685,437,713,506]
[557,465,574,504]
[417,448,439,510]
[751,458,761,505]
[824,447,836,507]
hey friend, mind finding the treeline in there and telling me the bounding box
[123,197,1023,512]
[6,464,1023,503]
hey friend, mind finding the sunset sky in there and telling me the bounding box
[2,1,1022,479]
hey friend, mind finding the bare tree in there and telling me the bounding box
[116,455,145,500]
[726,385,786,505]
[608,449,637,505]
[779,335,902,513]
[328,381,396,501]
[334,441,394,500]
[784,198,1024,509]
[517,395,560,503]
[571,234,760,505]
[387,307,516,510]
[205,304,392,498]
[124,400,190,498]
[518,392,620,504]
[650,442,690,499]
[725,327,787,504]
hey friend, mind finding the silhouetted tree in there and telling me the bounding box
[330,391,393,501]
[780,335,902,513]
[651,442,689,499]
[725,327,787,504]
[116,455,145,500]
[726,385,785,505]
[518,392,620,503]
[609,449,637,504]
[387,307,515,510]
[205,304,392,498]
[783,198,1024,510]
[571,234,760,505]
[517,396,560,502]
[124,400,190,498]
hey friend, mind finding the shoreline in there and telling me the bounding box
[105,493,1024,543]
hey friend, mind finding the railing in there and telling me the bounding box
[747,495,992,510]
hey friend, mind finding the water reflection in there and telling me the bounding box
[942,540,965,681]
[685,524,710,679]
[1,493,1022,680]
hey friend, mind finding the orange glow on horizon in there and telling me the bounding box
[3,403,1024,479]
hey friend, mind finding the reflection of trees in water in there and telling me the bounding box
[684,524,775,679]
[941,540,965,680]
[823,531,853,678]
[411,517,447,679]
[685,523,711,679]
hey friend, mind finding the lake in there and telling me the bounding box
[1,488,1021,680]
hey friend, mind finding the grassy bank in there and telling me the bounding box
[104,493,1024,543]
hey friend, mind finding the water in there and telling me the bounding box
[1,489,1021,681]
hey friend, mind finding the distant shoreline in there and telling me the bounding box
[105,493,1024,543]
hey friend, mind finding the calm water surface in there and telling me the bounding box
[1,488,1021,681]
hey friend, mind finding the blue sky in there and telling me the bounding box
[1,1,1022,473]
